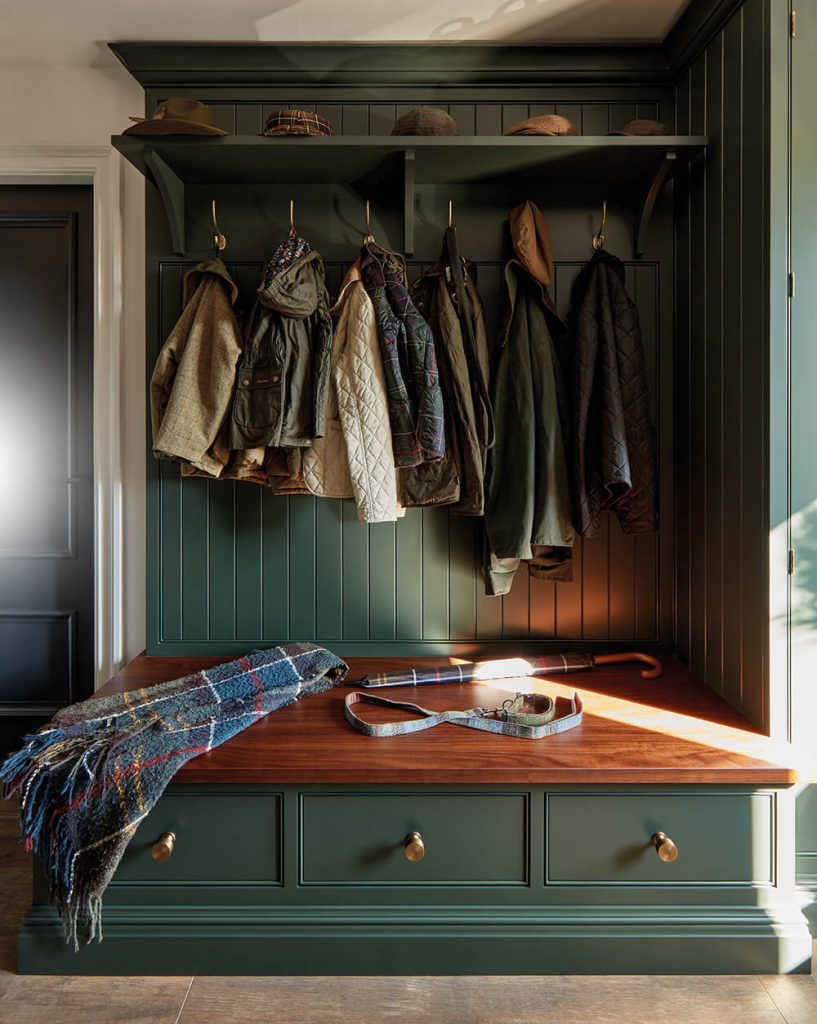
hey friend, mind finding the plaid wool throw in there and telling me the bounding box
[0,644,347,949]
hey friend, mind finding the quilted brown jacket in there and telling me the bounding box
[570,248,657,536]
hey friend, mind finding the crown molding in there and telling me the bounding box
[663,0,747,75]
[109,42,671,89]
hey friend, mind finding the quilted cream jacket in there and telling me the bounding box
[303,264,399,524]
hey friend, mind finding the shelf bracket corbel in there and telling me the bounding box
[403,148,416,256]
[635,149,677,258]
[143,149,186,256]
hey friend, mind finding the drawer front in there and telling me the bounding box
[114,791,282,884]
[301,793,528,885]
[547,793,774,884]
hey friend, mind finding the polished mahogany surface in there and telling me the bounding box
[95,655,795,785]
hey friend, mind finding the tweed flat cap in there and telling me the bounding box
[260,109,333,137]
[502,114,578,137]
[391,107,459,136]
[608,118,668,136]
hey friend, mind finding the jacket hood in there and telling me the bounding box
[258,248,325,318]
[183,258,240,307]
[509,200,554,287]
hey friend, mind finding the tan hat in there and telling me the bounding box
[608,119,668,136]
[503,114,577,137]
[392,107,459,136]
[124,99,227,136]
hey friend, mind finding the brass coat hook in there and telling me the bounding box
[211,199,226,252]
[592,199,607,251]
[363,199,375,245]
[448,199,454,229]
[289,198,296,238]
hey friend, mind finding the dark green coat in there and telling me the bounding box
[483,260,575,595]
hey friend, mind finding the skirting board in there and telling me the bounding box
[19,904,813,975]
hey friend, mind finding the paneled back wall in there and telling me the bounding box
[146,83,676,655]
[673,0,769,727]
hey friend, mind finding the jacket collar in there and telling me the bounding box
[257,247,323,317]
[509,200,554,287]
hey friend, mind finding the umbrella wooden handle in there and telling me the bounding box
[593,652,663,680]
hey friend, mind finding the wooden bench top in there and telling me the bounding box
[95,653,795,785]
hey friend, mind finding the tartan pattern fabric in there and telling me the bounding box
[1,644,347,950]
[359,244,446,468]
[260,109,333,136]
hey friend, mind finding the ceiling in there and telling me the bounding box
[0,0,693,66]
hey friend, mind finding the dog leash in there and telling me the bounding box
[344,690,583,740]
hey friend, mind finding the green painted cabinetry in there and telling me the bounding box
[18,783,811,974]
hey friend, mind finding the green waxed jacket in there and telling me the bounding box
[483,251,575,596]
[229,248,333,450]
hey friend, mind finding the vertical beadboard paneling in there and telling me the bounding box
[152,91,674,652]
[674,0,768,728]
[208,480,236,640]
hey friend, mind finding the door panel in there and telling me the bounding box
[0,186,94,753]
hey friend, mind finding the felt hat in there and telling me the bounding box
[260,109,333,137]
[391,107,459,136]
[503,114,578,137]
[608,118,669,136]
[123,98,227,136]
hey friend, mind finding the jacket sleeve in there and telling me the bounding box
[334,287,399,524]
[483,269,536,595]
[312,301,334,439]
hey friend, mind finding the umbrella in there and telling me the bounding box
[356,651,662,689]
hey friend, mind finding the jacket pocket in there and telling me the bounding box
[233,367,281,430]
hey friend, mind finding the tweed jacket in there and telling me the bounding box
[407,230,493,514]
[150,258,242,477]
[483,202,575,596]
[359,243,446,469]
[303,264,400,523]
[229,247,333,450]
[570,249,657,536]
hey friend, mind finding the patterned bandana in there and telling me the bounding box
[264,233,312,285]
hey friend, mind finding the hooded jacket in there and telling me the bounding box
[483,201,575,596]
[359,242,446,469]
[229,246,332,450]
[570,248,657,536]
[407,228,493,514]
[150,258,243,477]
[302,263,400,524]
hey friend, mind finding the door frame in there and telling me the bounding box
[0,145,124,690]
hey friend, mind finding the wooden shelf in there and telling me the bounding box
[97,654,793,785]
[112,134,707,256]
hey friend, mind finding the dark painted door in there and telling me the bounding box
[0,186,94,755]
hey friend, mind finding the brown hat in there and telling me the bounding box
[260,109,333,137]
[124,99,227,136]
[608,119,668,136]
[503,114,577,137]
[391,107,459,136]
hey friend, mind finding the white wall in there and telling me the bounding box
[0,62,147,666]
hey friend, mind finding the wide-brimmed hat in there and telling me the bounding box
[608,119,668,136]
[503,114,577,137]
[391,107,459,136]
[123,99,227,136]
[260,109,333,137]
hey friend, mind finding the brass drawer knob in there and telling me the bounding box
[404,831,425,862]
[652,831,679,863]
[151,831,176,862]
